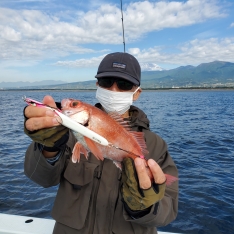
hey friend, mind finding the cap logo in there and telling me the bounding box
[113,62,126,69]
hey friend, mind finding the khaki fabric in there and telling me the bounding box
[122,158,166,211]
[24,125,68,147]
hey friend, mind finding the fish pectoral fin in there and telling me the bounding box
[84,137,104,161]
[80,146,89,160]
[72,142,83,163]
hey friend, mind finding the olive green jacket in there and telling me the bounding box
[24,105,179,234]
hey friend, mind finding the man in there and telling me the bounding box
[24,52,178,234]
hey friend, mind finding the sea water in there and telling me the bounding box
[0,90,233,234]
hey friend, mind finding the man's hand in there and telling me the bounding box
[24,95,69,157]
[24,95,61,131]
[121,157,166,211]
[135,158,166,189]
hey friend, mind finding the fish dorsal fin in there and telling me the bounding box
[108,112,131,130]
[108,112,149,156]
[129,131,149,156]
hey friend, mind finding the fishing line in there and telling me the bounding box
[109,143,145,159]
[120,0,126,52]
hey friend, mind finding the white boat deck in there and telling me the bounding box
[0,213,179,234]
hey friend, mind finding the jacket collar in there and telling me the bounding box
[129,105,150,130]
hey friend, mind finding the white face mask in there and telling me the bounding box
[96,86,140,115]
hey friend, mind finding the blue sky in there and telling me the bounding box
[0,0,234,83]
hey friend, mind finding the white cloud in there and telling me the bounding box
[128,48,141,55]
[55,55,163,72]
[131,37,234,66]
[54,37,234,70]
[123,0,226,35]
[0,0,226,61]
[230,22,234,27]
[55,55,106,68]
[1,26,21,41]
[140,63,164,71]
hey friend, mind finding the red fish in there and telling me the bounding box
[61,99,177,185]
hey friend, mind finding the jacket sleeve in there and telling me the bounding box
[24,131,76,188]
[123,130,179,227]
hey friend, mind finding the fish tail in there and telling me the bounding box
[165,174,178,186]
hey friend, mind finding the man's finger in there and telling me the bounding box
[134,158,151,189]
[147,159,166,185]
[25,116,60,131]
[24,105,55,119]
[43,95,57,108]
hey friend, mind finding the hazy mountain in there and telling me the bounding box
[32,80,97,89]
[0,80,66,88]
[1,61,234,89]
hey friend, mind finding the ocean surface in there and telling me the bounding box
[0,90,233,234]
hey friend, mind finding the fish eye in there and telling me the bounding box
[71,101,79,107]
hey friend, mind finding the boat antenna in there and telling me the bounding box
[120,0,126,52]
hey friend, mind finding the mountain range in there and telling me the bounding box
[0,80,66,88]
[141,61,234,88]
[1,61,234,89]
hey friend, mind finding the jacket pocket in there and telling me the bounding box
[52,159,98,230]
[64,159,97,186]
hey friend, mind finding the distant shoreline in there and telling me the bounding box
[0,87,234,91]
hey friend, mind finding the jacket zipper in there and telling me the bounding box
[89,160,104,234]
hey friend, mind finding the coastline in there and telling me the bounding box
[1,87,234,91]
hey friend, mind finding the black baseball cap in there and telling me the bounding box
[95,52,141,86]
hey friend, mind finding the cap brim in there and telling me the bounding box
[95,72,139,85]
